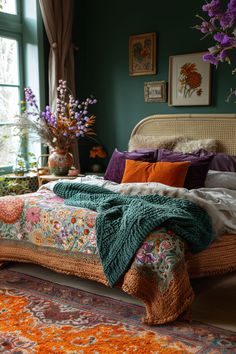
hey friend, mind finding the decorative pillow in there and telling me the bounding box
[121,159,191,187]
[158,149,215,189]
[104,148,158,184]
[128,134,184,152]
[173,138,218,153]
[209,152,236,172]
[205,170,236,189]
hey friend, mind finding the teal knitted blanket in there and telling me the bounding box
[53,182,213,287]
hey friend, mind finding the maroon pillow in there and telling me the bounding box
[104,148,158,183]
[158,149,215,189]
[209,153,236,172]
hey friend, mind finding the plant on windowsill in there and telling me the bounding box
[194,0,236,101]
[12,152,37,176]
[0,177,31,196]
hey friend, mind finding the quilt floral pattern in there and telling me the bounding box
[0,190,97,254]
[0,189,185,292]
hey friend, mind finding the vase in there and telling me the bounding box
[48,149,74,176]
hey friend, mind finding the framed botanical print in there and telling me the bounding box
[168,52,211,106]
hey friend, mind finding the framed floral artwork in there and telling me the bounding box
[144,81,167,102]
[168,52,211,106]
[129,32,156,76]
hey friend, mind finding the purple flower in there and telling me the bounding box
[195,0,236,102]
[135,242,157,264]
[199,21,213,33]
[220,11,236,28]
[227,0,236,13]
[19,80,97,151]
[24,87,38,109]
[203,52,220,65]
[214,33,236,47]
[213,32,225,42]
[219,49,229,60]
[202,0,221,17]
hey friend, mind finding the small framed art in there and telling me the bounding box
[144,81,167,102]
[129,32,156,76]
[168,52,211,106]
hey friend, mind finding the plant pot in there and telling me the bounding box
[48,150,74,176]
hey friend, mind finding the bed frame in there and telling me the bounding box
[130,113,236,277]
[130,113,236,154]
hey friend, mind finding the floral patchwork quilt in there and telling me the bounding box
[0,188,194,325]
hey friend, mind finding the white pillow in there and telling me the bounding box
[205,170,236,189]
[173,138,218,153]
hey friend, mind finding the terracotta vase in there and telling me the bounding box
[48,149,74,176]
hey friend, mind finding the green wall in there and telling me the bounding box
[74,0,236,156]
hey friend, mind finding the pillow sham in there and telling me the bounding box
[209,152,236,172]
[128,134,184,152]
[173,138,218,153]
[158,149,215,189]
[104,148,158,184]
[205,170,236,189]
[121,159,191,187]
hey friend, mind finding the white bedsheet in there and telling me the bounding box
[42,175,236,238]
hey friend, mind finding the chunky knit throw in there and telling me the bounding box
[53,182,213,286]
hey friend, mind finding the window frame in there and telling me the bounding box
[0,0,45,176]
[0,1,24,174]
[0,0,21,24]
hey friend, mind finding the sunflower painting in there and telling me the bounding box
[168,52,211,106]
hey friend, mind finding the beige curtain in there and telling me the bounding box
[39,0,79,168]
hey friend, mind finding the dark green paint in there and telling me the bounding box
[74,0,236,156]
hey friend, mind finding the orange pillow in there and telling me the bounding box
[121,159,191,187]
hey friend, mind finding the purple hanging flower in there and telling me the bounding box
[195,0,236,100]
[202,0,222,17]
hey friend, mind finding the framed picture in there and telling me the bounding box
[144,81,167,102]
[129,32,156,76]
[168,52,211,106]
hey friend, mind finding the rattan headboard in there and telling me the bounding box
[130,114,236,155]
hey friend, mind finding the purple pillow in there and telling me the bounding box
[158,149,215,189]
[104,148,158,183]
[210,153,236,172]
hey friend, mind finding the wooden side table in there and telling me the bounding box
[38,174,85,187]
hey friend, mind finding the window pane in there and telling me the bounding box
[0,0,17,15]
[0,86,19,123]
[0,36,19,85]
[0,125,19,167]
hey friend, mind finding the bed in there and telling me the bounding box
[0,113,236,325]
[129,113,236,278]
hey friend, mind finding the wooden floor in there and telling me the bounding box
[6,263,236,332]
[191,272,236,331]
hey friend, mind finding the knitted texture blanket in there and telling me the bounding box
[53,182,213,286]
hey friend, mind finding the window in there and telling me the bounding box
[0,34,22,169]
[0,0,17,15]
[0,0,45,174]
[0,0,22,173]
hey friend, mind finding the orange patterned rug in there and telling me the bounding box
[0,269,235,354]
